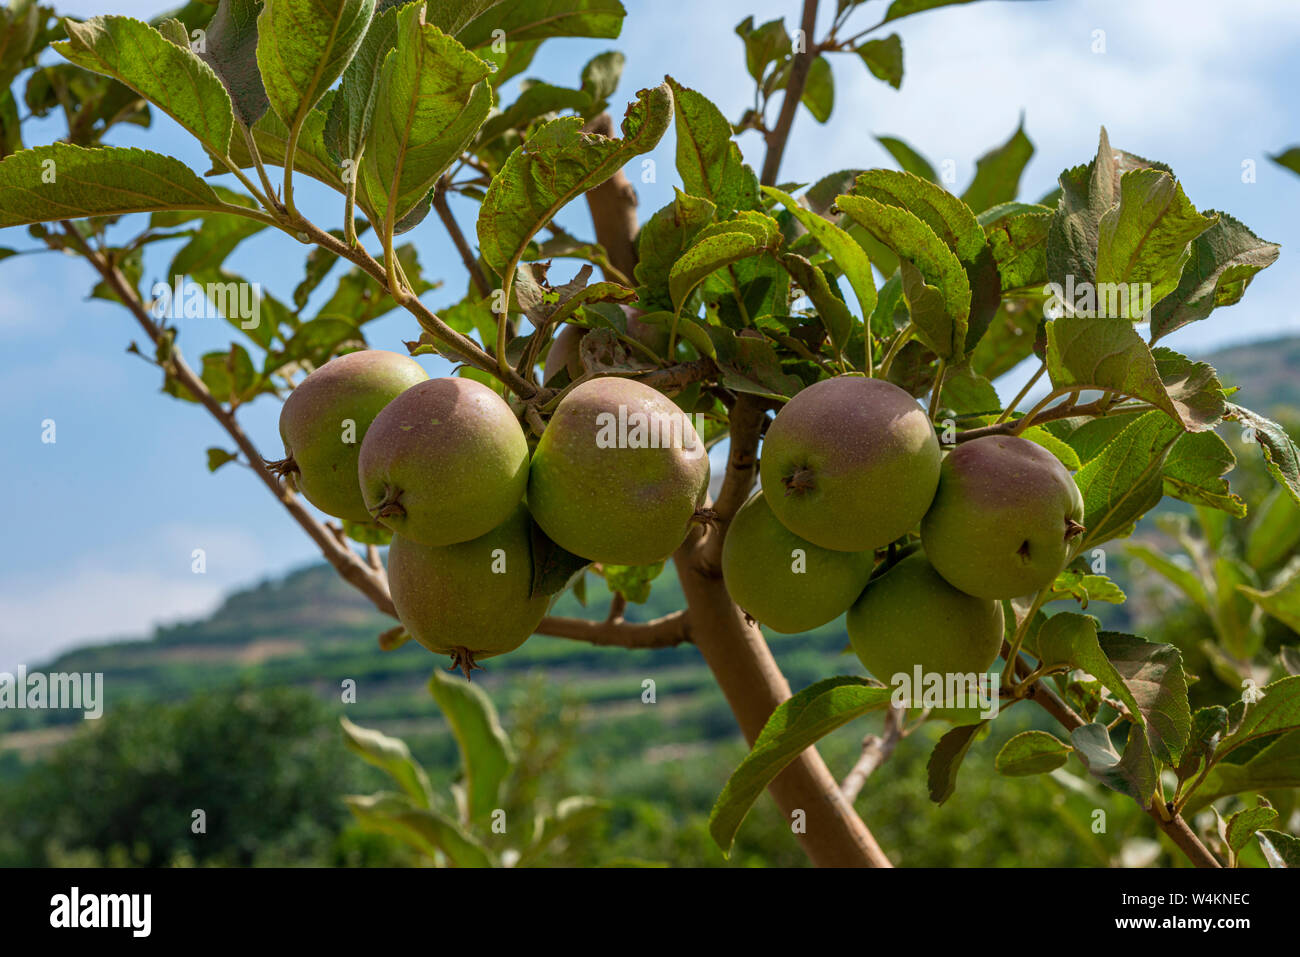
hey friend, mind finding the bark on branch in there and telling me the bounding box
[581,113,641,282]
[841,706,905,804]
[761,0,821,186]
[536,611,691,649]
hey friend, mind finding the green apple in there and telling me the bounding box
[722,493,874,633]
[921,435,1085,599]
[358,376,529,546]
[760,376,941,551]
[386,504,548,675]
[527,377,709,565]
[275,349,427,522]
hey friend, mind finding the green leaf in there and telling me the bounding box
[1222,676,1300,757]
[763,185,875,324]
[324,2,401,166]
[0,144,229,227]
[478,81,671,280]
[363,6,492,230]
[55,16,234,158]
[1148,211,1278,342]
[1176,705,1228,784]
[668,219,780,312]
[734,16,789,84]
[1073,410,1182,547]
[855,34,902,89]
[457,0,625,48]
[1246,486,1300,569]
[257,0,373,140]
[1030,614,1141,730]
[1094,169,1217,316]
[1019,424,1081,470]
[800,55,833,123]
[168,212,267,277]
[1126,543,1211,615]
[476,81,591,145]
[995,730,1072,776]
[1070,721,1157,803]
[876,134,936,182]
[1239,570,1300,635]
[667,78,758,217]
[927,720,987,804]
[529,520,590,599]
[633,189,715,309]
[1225,404,1300,506]
[883,0,988,22]
[345,791,494,867]
[1045,127,1120,293]
[224,93,347,192]
[980,202,1052,291]
[1271,147,1300,178]
[1048,568,1126,608]
[580,50,623,109]
[1257,829,1300,867]
[1098,631,1190,766]
[707,327,803,397]
[340,715,434,806]
[708,677,892,854]
[837,192,970,358]
[197,0,270,126]
[1226,801,1278,855]
[1162,430,1245,518]
[1185,729,1300,814]
[602,561,664,604]
[205,447,238,472]
[1045,317,1188,428]
[961,119,1033,215]
[1153,347,1226,432]
[428,669,515,824]
[516,795,610,866]
[938,362,998,415]
[780,253,853,357]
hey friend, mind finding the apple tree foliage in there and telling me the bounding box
[1,0,1299,867]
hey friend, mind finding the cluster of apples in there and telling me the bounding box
[722,376,1086,712]
[274,349,708,674]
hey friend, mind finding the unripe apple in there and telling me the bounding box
[921,435,1085,599]
[847,550,1004,720]
[358,376,529,546]
[722,492,874,633]
[760,376,941,552]
[527,377,709,565]
[275,349,427,522]
[387,504,547,675]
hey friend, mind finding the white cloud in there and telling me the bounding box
[0,522,268,671]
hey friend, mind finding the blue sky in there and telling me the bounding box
[2,0,1298,670]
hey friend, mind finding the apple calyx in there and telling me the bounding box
[782,467,816,496]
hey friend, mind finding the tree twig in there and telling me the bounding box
[433,176,491,299]
[536,612,690,648]
[841,705,905,803]
[761,0,821,186]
